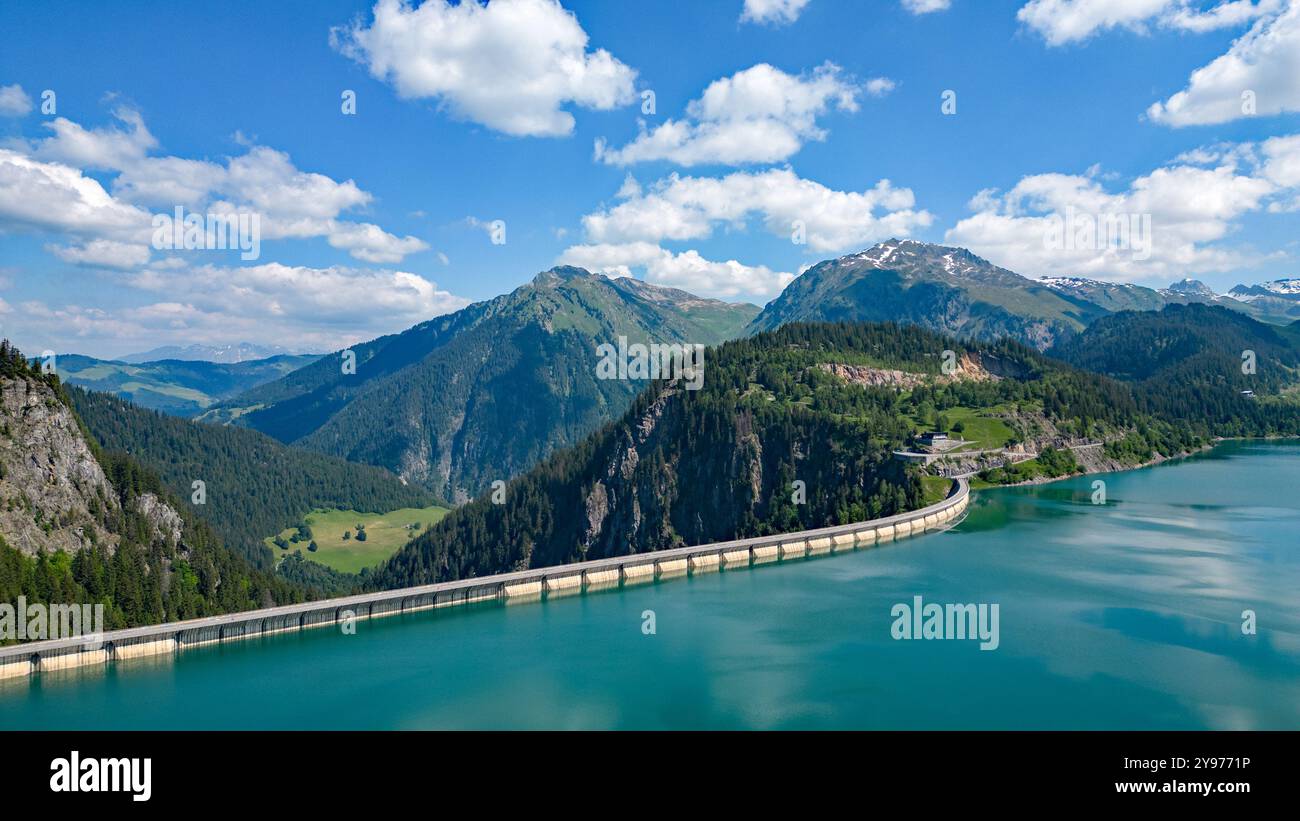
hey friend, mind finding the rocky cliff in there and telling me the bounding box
[0,374,187,558]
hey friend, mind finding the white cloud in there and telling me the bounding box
[30,108,157,169]
[1148,2,1300,126]
[944,152,1278,280]
[65,262,466,351]
[1260,133,1300,208]
[902,0,951,14]
[0,149,153,243]
[2,110,428,265]
[331,0,637,137]
[48,239,152,270]
[1017,0,1279,46]
[0,84,33,117]
[581,167,932,253]
[865,77,897,97]
[1165,0,1285,31]
[740,0,811,26]
[559,241,793,298]
[596,63,860,167]
[560,166,930,299]
[128,261,467,325]
[6,259,470,357]
[325,221,430,263]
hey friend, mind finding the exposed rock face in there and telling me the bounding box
[818,351,1023,389]
[0,376,119,556]
[819,363,928,389]
[134,492,184,548]
[579,386,680,556]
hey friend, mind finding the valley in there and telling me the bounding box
[7,241,1300,634]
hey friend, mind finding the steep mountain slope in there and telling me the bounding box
[747,240,1105,349]
[68,386,433,573]
[1038,277,1171,313]
[1048,303,1300,434]
[0,342,308,633]
[54,353,320,416]
[207,268,758,503]
[370,321,1208,589]
[1229,278,1300,324]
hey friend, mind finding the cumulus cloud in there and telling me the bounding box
[48,239,153,270]
[0,149,153,243]
[29,108,158,169]
[902,0,951,14]
[326,221,430,263]
[943,147,1287,280]
[1017,0,1279,46]
[1148,2,1300,126]
[0,84,33,117]
[558,167,929,299]
[595,63,862,167]
[559,240,794,298]
[1,261,470,355]
[331,0,637,137]
[1,110,428,266]
[865,77,898,97]
[580,167,932,252]
[128,261,467,327]
[740,0,811,26]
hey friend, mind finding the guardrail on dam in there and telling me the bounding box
[0,479,969,682]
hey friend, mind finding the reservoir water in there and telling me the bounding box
[2,440,1298,730]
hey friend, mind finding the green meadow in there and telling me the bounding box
[266,505,450,574]
[905,404,1018,451]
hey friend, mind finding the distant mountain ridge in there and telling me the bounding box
[120,342,316,364]
[747,239,1106,350]
[206,269,758,503]
[1041,273,1300,325]
[52,353,321,416]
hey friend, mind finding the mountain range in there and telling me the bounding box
[372,309,1300,589]
[185,240,1300,505]
[119,342,316,364]
[53,353,321,416]
[1040,273,1300,325]
[747,240,1106,349]
[7,238,1300,627]
[201,268,758,503]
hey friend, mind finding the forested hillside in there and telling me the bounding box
[206,268,758,503]
[68,386,432,572]
[1049,304,1300,438]
[370,321,1205,589]
[0,342,311,638]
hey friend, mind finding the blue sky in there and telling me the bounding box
[2,0,1299,358]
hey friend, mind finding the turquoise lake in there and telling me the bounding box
[2,440,1297,730]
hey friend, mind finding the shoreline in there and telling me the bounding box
[0,479,971,682]
[973,435,1300,490]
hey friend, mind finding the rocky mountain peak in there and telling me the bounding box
[1164,278,1218,298]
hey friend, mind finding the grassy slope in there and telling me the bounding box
[267,505,450,574]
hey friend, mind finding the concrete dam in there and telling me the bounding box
[0,479,969,683]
